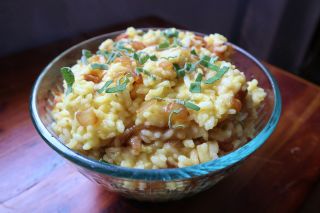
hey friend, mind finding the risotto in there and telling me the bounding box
[51,27,266,169]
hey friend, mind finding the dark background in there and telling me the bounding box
[1,0,320,84]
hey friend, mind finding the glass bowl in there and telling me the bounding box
[30,28,281,201]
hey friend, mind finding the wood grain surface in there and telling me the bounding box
[0,21,320,213]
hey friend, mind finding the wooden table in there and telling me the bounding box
[1,22,320,212]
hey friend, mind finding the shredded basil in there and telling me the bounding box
[204,66,229,84]
[200,55,219,71]
[105,77,129,93]
[153,97,201,111]
[136,67,156,80]
[139,53,149,64]
[60,67,74,95]
[189,73,202,93]
[82,49,92,58]
[172,37,183,47]
[91,63,108,70]
[184,101,200,111]
[149,55,158,61]
[191,49,198,56]
[81,49,92,65]
[97,80,113,93]
[106,51,121,64]
[164,28,179,38]
[114,41,133,53]
[96,50,109,58]
[157,40,170,50]
[184,62,197,72]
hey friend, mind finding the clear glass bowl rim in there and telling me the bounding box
[30,28,282,181]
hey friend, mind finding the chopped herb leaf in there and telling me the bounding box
[97,80,113,93]
[114,41,133,53]
[133,52,151,64]
[157,40,170,50]
[172,37,182,47]
[60,67,75,95]
[191,49,197,56]
[204,66,229,84]
[184,63,197,72]
[149,55,158,61]
[91,63,108,70]
[168,109,183,128]
[173,63,180,71]
[81,55,88,65]
[153,97,201,111]
[133,52,139,61]
[177,69,185,77]
[200,55,219,71]
[189,73,203,93]
[139,53,149,64]
[105,77,129,93]
[173,63,185,77]
[184,101,200,111]
[160,56,177,60]
[135,67,143,74]
[82,49,92,58]
[195,73,203,82]
[106,51,121,64]
[96,50,109,58]
[164,28,179,38]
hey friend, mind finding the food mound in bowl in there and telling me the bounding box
[51,27,266,169]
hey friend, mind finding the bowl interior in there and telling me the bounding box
[30,29,281,181]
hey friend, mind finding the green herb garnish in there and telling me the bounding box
[138,53,149,64]
[136,67,156,80]
[173,63,185,77]
[106,51,121,64]
[157,40,170,50]
[114,41,133,53]
[184,101,200,111]
[96,50,109,58]
[133,52,153,64]
[204,66,229,84]
[149,55,158,61]
[105,77,129,93]
[184,62,197,72]
[97,80,113,93]
[191,49,198,56]
[60,67,75,95]
[153,97,201,111]
[91,63,108,70]
[164,28,179,38]
[81,49,92,65]
[189,73,202,93]
[172,37,183,47]
[200,55,219,71]
[82,49,92,58]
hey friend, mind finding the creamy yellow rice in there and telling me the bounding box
[51,27,266,169]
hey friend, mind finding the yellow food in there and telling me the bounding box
[52,27,266,169]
